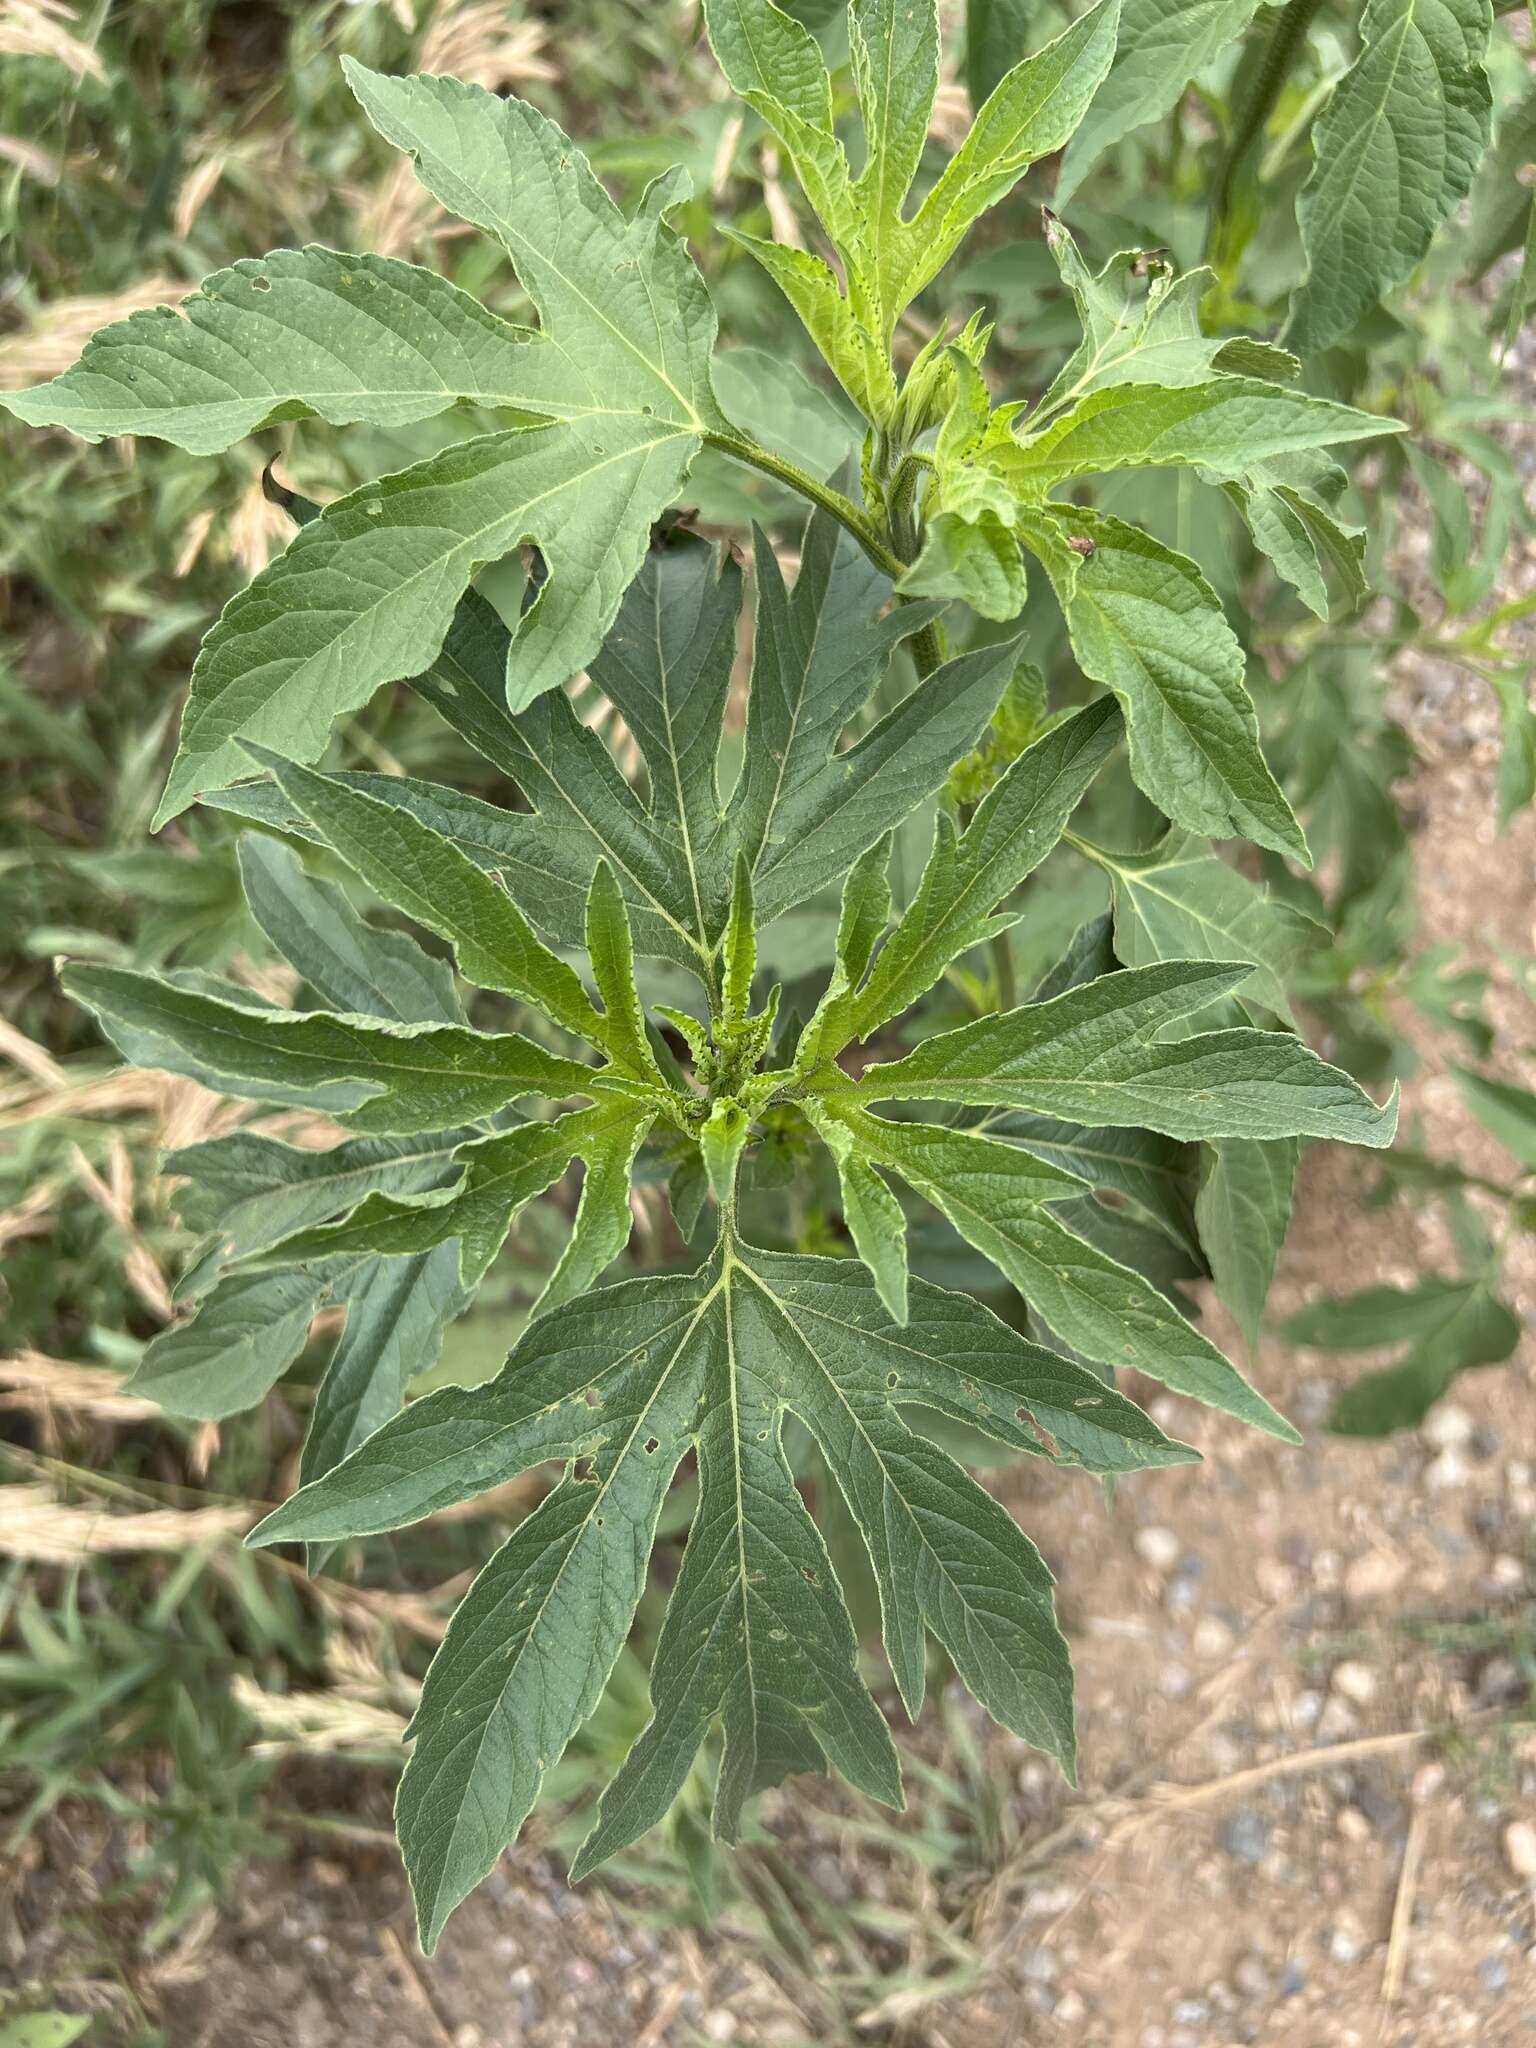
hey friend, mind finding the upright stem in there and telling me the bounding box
[705,429,903,579]
[1204,0,1324,273]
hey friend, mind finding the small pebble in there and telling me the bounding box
[1345,1552,1406,1601]
[1233,1957,1271,1998]
[1426,1446,1470,1491]
[1193,1615,1235,1659]
[1278,1963,1306,1998]
[1328,1925,1363,1965]
[1411,1762,1445,1804]
[1316,1696,1361,1742]
[1490,1554,1526,1591]
[1255,1558,1296,1602]
[1331,1659,1378,1707]
[1172,1999,1209,2025]
[1505,1819,1536,1878]
[1423,1403,1473,1449]
[1136,1526,1181,1573]
[1336,1805,1371,1842]
[1221,1811,1270,1864]
[1480,1959,1510,1995]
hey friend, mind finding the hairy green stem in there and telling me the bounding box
[706,429,904,579]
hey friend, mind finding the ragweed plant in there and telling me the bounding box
[7,0,1408,1945]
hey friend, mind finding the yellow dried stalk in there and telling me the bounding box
[0,132,61,184]
[0,1483,252,1563]
[230,1672,414,1757]
[354,5,554,257]
[0,0,106,85]
[0,1350,159,1422]
[0,277,183,389]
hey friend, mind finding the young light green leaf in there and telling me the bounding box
[699,1099,751,1207]
[703,0,858,242]
[721,854,757,1031]
[851,0,941,225]
[1021,507,1309,863]
[1055,0,1266,205]
[836,1105,1297,1439]
[1196,1137,1299,1358]
[1035,215,1299,418]
[1002,377,1401,495]
[3,245,542,452]
[62,963,620,1133]
[720,231,898,419]
[897,0,1122,314]
[237,834,463,1027]
[794,834,896,1072]
[896,508,1028,619]
[586,863,666,1086]
[836,959,1399,1145]
[247,747,606,1046]
[848,0,942,327]
[1288,0,1493,354]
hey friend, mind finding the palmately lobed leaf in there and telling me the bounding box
[7,56,734,825]
[249,1234,1196,1940]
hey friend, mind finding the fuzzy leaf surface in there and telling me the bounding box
[63,964,623,1132]
[1288,0,1493,353]
[1022,508,1309,862]
[834,1106,1295,1438]
[835,961,1399,1145]
[149,63,724,821]
[3,245,544,452]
